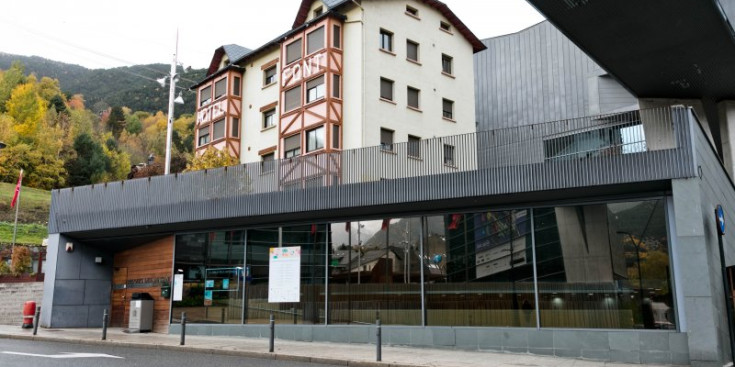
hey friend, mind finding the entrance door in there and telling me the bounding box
[110,267,128,327]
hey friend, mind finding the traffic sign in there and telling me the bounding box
[716,205,725,236]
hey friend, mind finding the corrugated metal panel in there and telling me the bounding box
[49,107,697,235]
[474,21,639,131]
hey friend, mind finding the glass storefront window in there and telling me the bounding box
[172,231,245,324]
[534,200,674,329]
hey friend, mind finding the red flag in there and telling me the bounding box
[381,219,391,230]
[447,214,462,230]
[311,224,317,234]
[10,169,23,209]
[345,222,351,232]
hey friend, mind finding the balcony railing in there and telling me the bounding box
[49,106,697,234]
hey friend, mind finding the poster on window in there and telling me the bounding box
[173,274,183,301]
[268,246,301,303]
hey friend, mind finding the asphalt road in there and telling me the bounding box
[0,338,338,367]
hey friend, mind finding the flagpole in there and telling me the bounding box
[11,169,23,253]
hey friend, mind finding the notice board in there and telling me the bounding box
[268,246,301,303]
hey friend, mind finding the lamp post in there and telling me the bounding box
[158,31,185,175]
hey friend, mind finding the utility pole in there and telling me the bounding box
[164,30,179,175]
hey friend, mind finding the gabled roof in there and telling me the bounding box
[293,0,486,53]
[206,44,252,76]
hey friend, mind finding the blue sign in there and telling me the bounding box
[717,205,725,236]
[222,279,229,290]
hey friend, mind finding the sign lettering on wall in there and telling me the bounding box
[282,53,326,86]
[196,100,227,124]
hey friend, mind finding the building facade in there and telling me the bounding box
[194,0,484,167]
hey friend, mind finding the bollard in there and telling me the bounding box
[221,308,225,324]
[376,318,382,362]
[269,313,275,353]
[32,306,40,336]
[101,309,108,340]
[180,312,187,346]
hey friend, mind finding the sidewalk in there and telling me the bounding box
[0,325,677,367]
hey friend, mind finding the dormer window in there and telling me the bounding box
[440,21,452,33]
[405,5,419,18]
[313,6,323,18]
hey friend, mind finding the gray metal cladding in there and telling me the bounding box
[474,21,635,131]
[49,107,698,235]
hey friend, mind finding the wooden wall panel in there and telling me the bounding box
[111,236,173,333]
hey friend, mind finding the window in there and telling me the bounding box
[214,78,227,100]
[380,128,394,152]
[332,74,341,98]
[333,25,341,48]
[443,144,455,165]
[408,135,421,158]
[284,134,301,158]
[313,6,323,17]
[233,76,241,96]
[407,86,420,109]
[261,152,275,172]
[332,125,340,149]
[442,98,454,119]
[212,119,225,140]
[264,66,277,86]
[284,85,302,112]
[306,126,325,152]
[199,86,212,106]
[380,78,394,101]
[306,75,325,103]
[406,40,419,62]
[231,118,239,137]
[440,21,452,33]
[379,29,393,52]
[286,39,302,65]
[198,126,210,146]
[442,54,453,75]
[263,109,276,129]
[405,5,419,17]
[307,26,325,54]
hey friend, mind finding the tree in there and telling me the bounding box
[65,133,110,186]
[0,143,66,189]
[185,147,239,172]
[107,106,125,138]
[6,82,47,140]
[0,61,26,111]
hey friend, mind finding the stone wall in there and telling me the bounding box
[0,282,43,325]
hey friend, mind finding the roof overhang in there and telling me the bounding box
[525,0,735,101]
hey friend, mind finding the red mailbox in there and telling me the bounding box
[22,301,35,329]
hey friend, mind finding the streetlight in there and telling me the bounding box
[158,30,186,175]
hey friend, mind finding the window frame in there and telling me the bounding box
[261,152,275,173]
[307,26,325,55]
[407,86,420,110]
[406,39,420,63]
[212,118,226,141]
[379,29,394,53]
[285,39,302,65]
[442,98,454,120]
[405,5,419,18]
[284,134,301,158]
[408,135,421,158]
[263,108,276,130]
[284,85,302,112]
[199,86,212,107]
[233,76,241,96]
[231,117,240,138]
[443,143,455,166]
[198,126,210,147]
[380,128,394,152]
[306,125,326,153]
[333,25,341,49]
[440,21,452,33]
[306,75,326,104]
[442,54,453,76]
[214,77,227,100]
[264,66,277,87]
[380,77,394,102]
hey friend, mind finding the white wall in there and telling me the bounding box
[240,48,281,164]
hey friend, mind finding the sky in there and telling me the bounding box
[0,0,543,70]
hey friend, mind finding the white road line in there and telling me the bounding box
[2,351,124,359]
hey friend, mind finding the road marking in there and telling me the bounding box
[2,351,124,359]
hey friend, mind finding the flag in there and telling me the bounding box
[311,224,317,234]
[10,169,23,209]
[381,218,391,230]
[345,222,351,232]
[447,214,462,230]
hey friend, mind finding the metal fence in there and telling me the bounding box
[49,106,697,234]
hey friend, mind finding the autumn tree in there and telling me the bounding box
[185,147,239,172]
[108,106,125,138]
[6,82,47,140]
[0,61,26,112]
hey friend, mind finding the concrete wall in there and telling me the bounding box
[670,109,735,366]
[40,234,114,328]
[173,323,688,365]
[0,282,43,325]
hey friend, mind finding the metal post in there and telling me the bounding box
[221,307,225,324]
[376,318,382,362]
[292,307,297,324]
[11,169,23,253]
[180,312,186,346]
[716,211,735,363]
[32,306,40,336]
[101,309,108,340]
[163,31,179,175]
[269,313,275,353]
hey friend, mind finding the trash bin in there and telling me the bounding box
[128,292,154,332]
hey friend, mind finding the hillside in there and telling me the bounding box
[0,182,50,245]
[0,53,206,116]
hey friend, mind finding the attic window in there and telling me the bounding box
[405,5,419,18]
[440,21,452,33]
[314,6,323,18]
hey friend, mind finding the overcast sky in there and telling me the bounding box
[0,0,543,70]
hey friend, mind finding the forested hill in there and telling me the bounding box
[0,53,205,116]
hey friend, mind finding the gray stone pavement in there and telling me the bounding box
[0,325,680,367]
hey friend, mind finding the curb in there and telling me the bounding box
[0,333,422,367]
